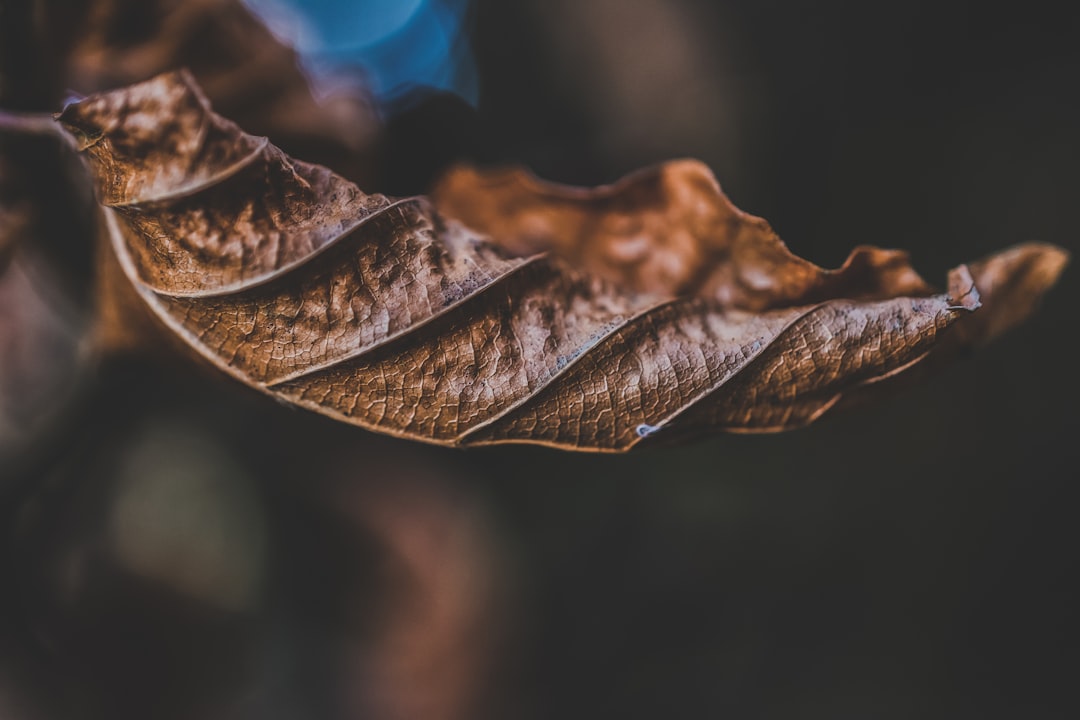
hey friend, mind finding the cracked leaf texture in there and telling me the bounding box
[59,72,1067,451]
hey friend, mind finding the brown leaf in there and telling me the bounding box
[59,72,1067,452]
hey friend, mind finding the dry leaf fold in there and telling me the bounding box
[59,71,1067,451]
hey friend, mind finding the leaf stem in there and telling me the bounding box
[0,109,62,136]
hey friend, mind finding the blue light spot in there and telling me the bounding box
[244,0,477,112]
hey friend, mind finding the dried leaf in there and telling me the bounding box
[60,72,1067,452]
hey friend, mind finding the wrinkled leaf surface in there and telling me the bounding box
[59,72,1067,451]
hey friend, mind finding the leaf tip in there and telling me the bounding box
[950,242,1069,346]
[946,264,982,312]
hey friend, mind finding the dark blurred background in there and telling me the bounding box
[2,1,1078,719]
